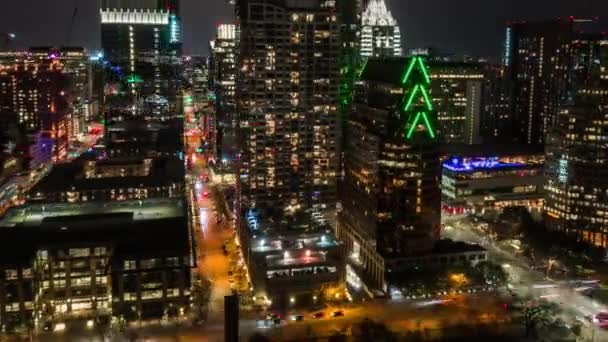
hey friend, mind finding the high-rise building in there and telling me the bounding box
[210,23,238,160]
[429,61,486,145]
[504,18,596,145]
[481,65,512,143]
[0,54,72,131]
[544,33,608,247]
[236,0,340,225]
[235,0,344,306]
[100,0,182,112]
[338,57,441,289]
[29,47,94,134]
[360,0,402,58]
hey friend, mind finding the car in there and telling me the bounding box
[595,311,608,321]
[290,314,304,322]
[256,319,272,329]
[312,312,325,319]
[42,321,54,332]
[331,310,344,317]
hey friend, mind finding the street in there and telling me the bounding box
[442,214,608,340]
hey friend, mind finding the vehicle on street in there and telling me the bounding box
[312,312,325,319]
[290,314,304,322]
[332,310,344,317]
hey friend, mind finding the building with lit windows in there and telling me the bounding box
[338,57,442,290]
[544,36,608,246]
[360,0,402,58]
[103,119,183,158]
[0,200,193,332]
[210,23,238,160]
[441,147,545,213]
[429,61,486,145]
[29,47,94,133]
[100,0,182,112]
[481,65,512,143]
[235,0,344,305]
[504,18,601,145]
[0,58,71,131]
[35,111,71,164]
[27,155,184,204]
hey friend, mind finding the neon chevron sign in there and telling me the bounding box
[400,56,436,140]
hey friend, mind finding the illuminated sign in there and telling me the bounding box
[401,56,436,140]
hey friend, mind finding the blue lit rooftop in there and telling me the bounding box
[443,157,526,172]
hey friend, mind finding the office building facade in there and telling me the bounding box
[429,61,486,145]
[442,153,545,212]
[544,33,608,246]
[100,0,182,112]
[338,57,441,289]
[235,0,344,305]
[504,18,600,145]
[210,23,238,160]
[236,0,341,225]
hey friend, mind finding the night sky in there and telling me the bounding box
[0,0,606,58]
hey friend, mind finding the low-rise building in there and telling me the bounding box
[441,145,545,213]
[0,199,193,332]
[238,211,344,308]
[27,155,184,204]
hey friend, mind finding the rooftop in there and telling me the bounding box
[28,155,184,195]
[0,198,185,227]
[251,231,339,254]
[440,143,545,158]
[0,213,189,265]
[360,57,486,86]
[443,156,543,173]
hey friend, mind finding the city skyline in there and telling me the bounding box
[1,0,608,340]
[0,0,606,58]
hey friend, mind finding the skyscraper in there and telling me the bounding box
[210,23,238,160]
[429,61,486,145]
[338,57,441,289]
[236,0,340,225]
[544,33,608,247]
[235,0,344,306]
[100,0,182,112]
[360,0,402,58]
[505,19,575,145]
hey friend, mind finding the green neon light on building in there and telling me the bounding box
[403,84,420,111]
[401,57,417,84]
[359,58,369,78]
[401,56,437,140]
[417,57,431,84]
[420,112,436,138]
[420,86,433,111]
[406,112,422,139]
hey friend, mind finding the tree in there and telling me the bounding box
[519,297,561,338]
[475,261,508,287]
[357,318,399,342]
[249,333,270,342]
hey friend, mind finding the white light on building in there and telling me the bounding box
[360,0,402,58]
